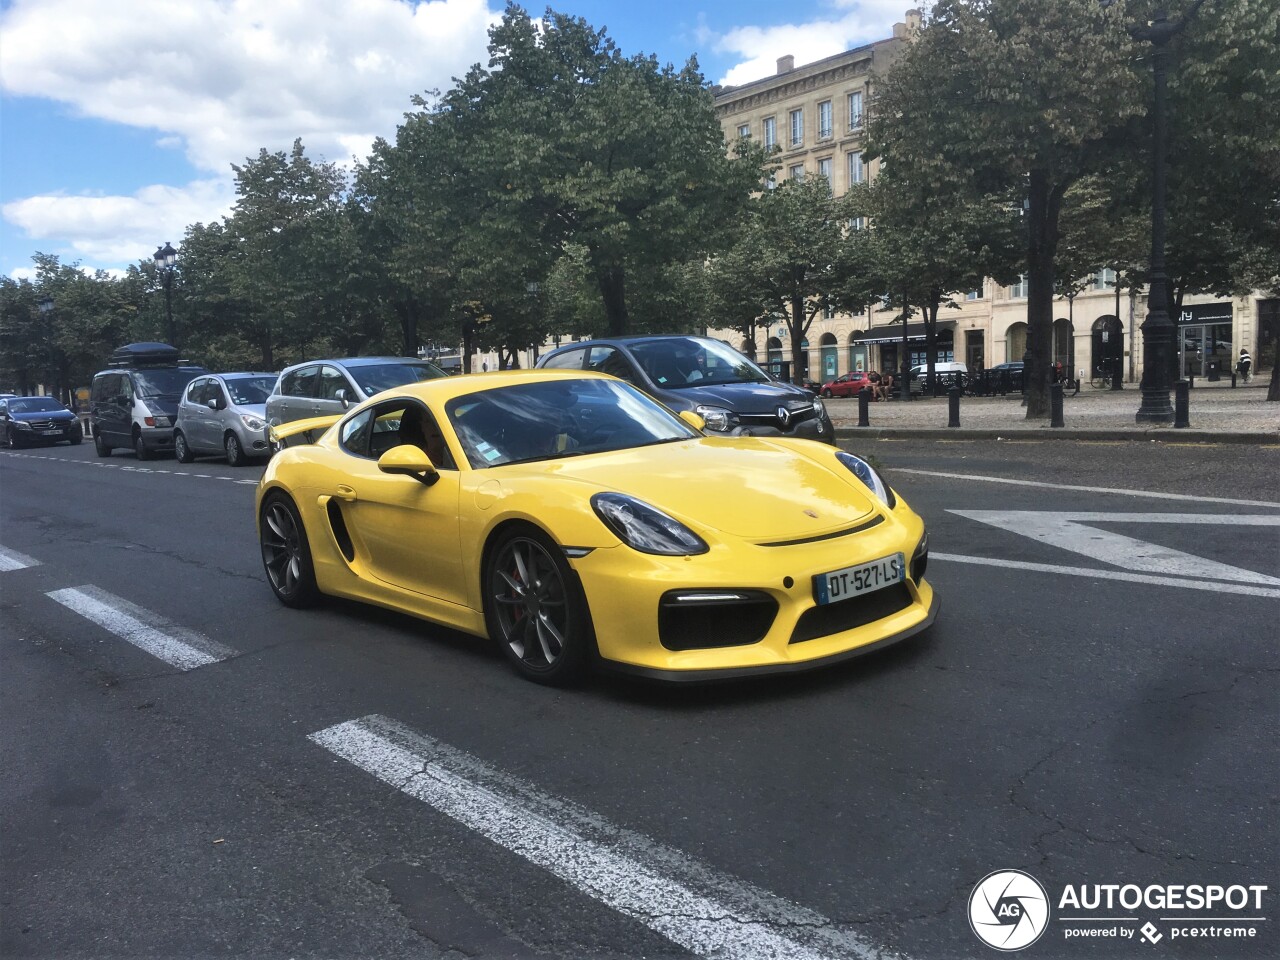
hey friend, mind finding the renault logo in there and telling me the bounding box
[776,406,791,426]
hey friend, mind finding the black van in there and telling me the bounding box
[90,343,209,459]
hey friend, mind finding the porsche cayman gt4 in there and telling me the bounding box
[256,370,936,683]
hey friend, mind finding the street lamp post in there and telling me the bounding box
[1130,2,1207,423]
[154,242,178,348]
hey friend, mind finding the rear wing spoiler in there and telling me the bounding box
[268,414,342,445]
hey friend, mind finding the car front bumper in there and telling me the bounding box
[569,509,933,678]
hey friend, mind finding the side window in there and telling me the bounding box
[282,365,320,397]
[121,376,135,400]
[209,381,228,407]
[541,347,587,370]
[587,346,635,383]
[318,365,351,401]
[343,400,455,469]
[186,379,206,404]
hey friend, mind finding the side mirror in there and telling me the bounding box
[677,410,706,431]
[206,398,221,411]
[377,444,439,486]
[335,388,350,409]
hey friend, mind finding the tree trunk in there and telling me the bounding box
[461,323,474,374]
[260,320,274,371]
[597,266,629,337]
[397,299,419,358]
[1024,169,1063,419]
[1268,359,1279,401]
[789,291,807,384]
[924,294,941,395]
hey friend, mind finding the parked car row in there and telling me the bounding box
[0,395,83,448]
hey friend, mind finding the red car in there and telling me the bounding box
[819,372,875,398]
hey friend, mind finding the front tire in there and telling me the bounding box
[259,492,321,608]
[225,432,246,467]
[821,388,833,398]
[133,431,152,461]
[95,433,112,457]
[483,526,594,685]
[174,431,195,463]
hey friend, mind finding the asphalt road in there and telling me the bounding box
[2,437,1276,959]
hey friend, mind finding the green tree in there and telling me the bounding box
[441,4,765,336]
[868,0,1144,416]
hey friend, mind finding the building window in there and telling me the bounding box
[817,156,832,192]
[765,174,777,191]
[763,116,777,150]
[848,216,866,231]
[823,302,836,320]
[1093,267,1117,290]
[847,151,864,185]
[737,123,750,139]
[966,286,984,300]
[790,108,804,147]
[1010,275,1028,299]
[789,163,805,181]
[848,91,863,130]
[818,100,833,139]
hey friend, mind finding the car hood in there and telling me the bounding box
[655,380,817,413]
[231,403,267,418]
[142,397,181,417]
[12,409,77,422]
[533,437,878,540]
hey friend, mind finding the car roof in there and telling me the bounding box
[360,369,615,405]
[217,371,276,378]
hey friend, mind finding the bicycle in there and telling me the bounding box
[1089,363,1114,389]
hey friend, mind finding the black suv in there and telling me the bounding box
[537,335,836,444]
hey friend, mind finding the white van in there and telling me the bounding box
[908,361,968,396]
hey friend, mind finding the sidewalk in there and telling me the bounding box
[829,380,1279,444]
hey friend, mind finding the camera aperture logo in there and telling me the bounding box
[969,870,1050,951]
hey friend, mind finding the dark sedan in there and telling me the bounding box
[536,335,836,444]
[0,396,83,448]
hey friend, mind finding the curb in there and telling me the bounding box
[834,426,1279,445]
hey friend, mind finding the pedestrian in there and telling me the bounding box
[1237,347,1252,382]
[868,369,882,401]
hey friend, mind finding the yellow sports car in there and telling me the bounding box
[256,370,936,683]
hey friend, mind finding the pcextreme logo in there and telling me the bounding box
[968,872,1269,951]
[969,870,1051,951]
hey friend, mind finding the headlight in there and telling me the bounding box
[240,414,266,431]
[836,452,897,508]
[14,420,32,430]
[694,404,737,432]
[591,493,709,556]
[812,397,826,419]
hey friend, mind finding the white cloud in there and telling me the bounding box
[3,179,236,267]
[0,0,498,272]
[0,0,497,172]
[712,1,914,87]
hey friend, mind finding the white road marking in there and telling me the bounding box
[951,510,1280,586]
[893,468,1280,509]
[0,544,41,571]
[932,553,1280,599]
[1,451,257,486]
[46,585,236,670]
[311,715,892,960]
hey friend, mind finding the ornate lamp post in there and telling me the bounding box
[1129,2,1208,423]
[153,241,178,348]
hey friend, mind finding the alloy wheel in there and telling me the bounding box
[489,536,571,670]
[262,501,304,597]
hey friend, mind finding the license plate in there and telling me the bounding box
[813,553,905,605]
[41,429,62,436]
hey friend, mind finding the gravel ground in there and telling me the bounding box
[826,381,1278,437]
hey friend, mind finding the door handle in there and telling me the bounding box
[335,484,357,502]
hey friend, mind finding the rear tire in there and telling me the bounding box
[95,433,112,457]
[483,525,594,685]
[821,388,833,398]
[174,431,195,463]
[259,492,322,608]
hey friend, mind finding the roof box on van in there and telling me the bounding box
[108,342,181,368]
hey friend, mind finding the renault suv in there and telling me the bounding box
[537,336,835,444]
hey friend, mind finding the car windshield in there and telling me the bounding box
[628,338,771,389]
[134,368,205,398]
[348,361,447,397]
[225,376,276,405]
[8,397,64,414]
[446,378,697,469]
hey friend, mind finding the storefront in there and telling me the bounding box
[1178,302,1234,379]
[852,322,955,375]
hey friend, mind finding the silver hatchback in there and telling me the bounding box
[174,373,277,466]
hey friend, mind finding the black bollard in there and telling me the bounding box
[947,386,961,428]
[1110,366,1123,390]
[1050,382,1064,428]
[1187,373,1194,389]
[1231,371,1237,388]
[1174,379,1190,428]
[858,387,870,427]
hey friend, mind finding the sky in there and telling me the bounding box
[0,0,914,281]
